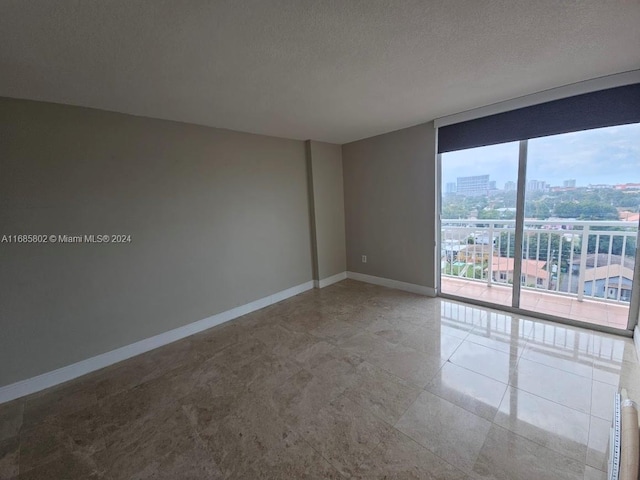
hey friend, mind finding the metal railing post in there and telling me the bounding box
[487,222,494,287]
[577,225,590,302]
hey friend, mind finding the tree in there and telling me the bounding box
[578,202,619,220]
[554,202,580,218]
[585,230,636,258]
[477,209,500,220]
[498,231,576,272]
[525,200,551,219]
[554,201,619,220]
[442,203,469,219]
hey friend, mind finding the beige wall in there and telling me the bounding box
[306,141,347,281]
[0,97,313,387]
[342,122,437,289]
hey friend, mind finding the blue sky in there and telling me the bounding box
[442,123,640,188]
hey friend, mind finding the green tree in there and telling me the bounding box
[554,202,580,218]
[585,230,636,257]
[442,203,469,219]
[499,231,576,272]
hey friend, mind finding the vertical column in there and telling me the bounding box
[512,140,528,308]
[306,140,347,288]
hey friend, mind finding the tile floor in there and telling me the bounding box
[1,279,640,479]
[442,276,630,330]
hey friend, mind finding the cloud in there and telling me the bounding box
[442,123,640,187]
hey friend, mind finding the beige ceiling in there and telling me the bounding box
[1,1,639,144]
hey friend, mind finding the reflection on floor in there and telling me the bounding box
[2,279,639,479]
[442,276,629,330]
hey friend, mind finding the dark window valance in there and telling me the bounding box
[437,83,640,154]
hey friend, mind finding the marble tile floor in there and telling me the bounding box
[2,279,640,479]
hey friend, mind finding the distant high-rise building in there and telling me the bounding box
[488,181,497,190]
[445,182,457,194]
[527,179,547,192]
[456,175,490,197]
[504,181,516,192]
[563,179,576,188]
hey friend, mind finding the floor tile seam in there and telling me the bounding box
[490,409,590,465]
[4,417,27,443]
[243,360,305,395]
[492,384,511,423]
[271,317,314,335]
[339,376,423,430]
[0,437,20,479]
[434,335,466,363]
[295,433,350,479]
[512,356,596,408]
[468,323,531,344]
[593,371,625,389]
[593,354,640,370]
[394,416,489,479]
[421,379,507,425]
[18,412,109,451]
[14,442,21,480]
[462,335,528,359]
[353,359,425,392]
[477,422,587,476]
[522,337,597,362]
[99,389,204,453]
[516,356,593,381]
[17,439,66,475]
[94,366,192,404]
[312,328,362,345]
[516,350,596,381]
[362,357,432,392]
[190,336,252,368]
[375,425,472,479]
[396,385,495,437]
[584,414,610,468]
[386,334,450,358]
[585,453,608,473]
[390,380,433,431]
[590,409,614,423]
[0,400,26,420]
[295,390,388,478]
[499,383,593,419]
[444,358,512,388]
[21,401,101,438]
[589,466,607,475]
[410,319,474,340]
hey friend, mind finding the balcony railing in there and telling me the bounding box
[441,219,638,305]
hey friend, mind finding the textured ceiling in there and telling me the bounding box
[1,1,639,144]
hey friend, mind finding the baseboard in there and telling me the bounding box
[313,271,347,289]
[346,271,436,297]
[0,280,314,405]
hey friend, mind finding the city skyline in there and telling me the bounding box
[442,123,640,188]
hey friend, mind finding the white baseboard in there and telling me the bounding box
[346,271,436,297]
[313,271,347,289]
[0,280,314,405]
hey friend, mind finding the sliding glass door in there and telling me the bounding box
[440,142,520,309]
[520,124,640,329]
[439,122,640,332]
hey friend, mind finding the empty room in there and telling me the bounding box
[2,1,640,479]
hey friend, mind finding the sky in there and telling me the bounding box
[441,123,640,188]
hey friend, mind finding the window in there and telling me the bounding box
[439,83,640,331]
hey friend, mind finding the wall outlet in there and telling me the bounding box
[361,255,367,263]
